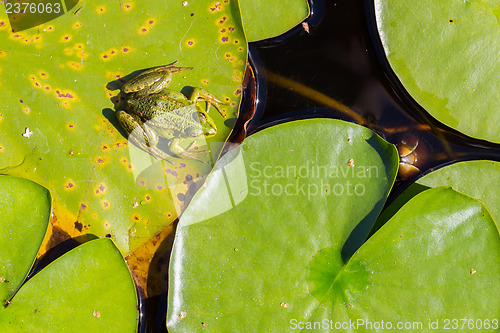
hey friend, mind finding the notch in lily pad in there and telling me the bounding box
[166,119,500,331]
[0,176,138,332]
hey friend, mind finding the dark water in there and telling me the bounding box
[246,0,500,195]
[145,0,500,331]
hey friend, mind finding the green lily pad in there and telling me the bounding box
[0,177,138,331]
[0,0,247,255]
[374,0,500,143]
[0,176,50,303]
[166,134,500,330]
[240,0,310,42]
[334,188,499,327]
[167,119,400,330]
[375,160,500,233]
[0,239,138,332]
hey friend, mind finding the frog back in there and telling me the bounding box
[148,102,201,139]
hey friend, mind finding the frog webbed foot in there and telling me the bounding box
[190,88,229,118]
[131,135,175,164]
[168,138,209,163]
[146,147,176,163]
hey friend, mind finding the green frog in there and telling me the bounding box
[116,62,227,163]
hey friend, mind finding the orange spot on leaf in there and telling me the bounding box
[95,156,108,166]
[60,34,72,43]
[68,61,84,70]
[64,180,76,190]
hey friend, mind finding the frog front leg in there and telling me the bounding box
[190,88,229,118]
[116,110,174,163]
[167,137,208,163]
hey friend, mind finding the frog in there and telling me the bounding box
[116,62,228,163]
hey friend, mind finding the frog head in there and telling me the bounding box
[185,109,217,139]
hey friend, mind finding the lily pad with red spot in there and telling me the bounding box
[0,0,247,256]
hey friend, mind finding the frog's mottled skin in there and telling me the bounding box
[117,62,227,163]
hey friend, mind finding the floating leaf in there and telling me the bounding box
[240,0,310,42]
[166,125,500,330]
[374,0,500,143]
[330,188,499,327]
[167,119,400,330]
[0,178,137,331]
[375,160,500,231]
[0,0,247,255]
[0,239,138,332]
[0,176,50,303]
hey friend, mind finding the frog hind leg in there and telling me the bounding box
[130,72,174,98]
[137,63,193,97]
[125,62,194,97]
[140,62,194,76]
[168,138,209,163]
[116,111,174,163]
[189,88,229,118]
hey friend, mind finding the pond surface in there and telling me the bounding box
[246,0,500,195]
[146,0,500,331]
